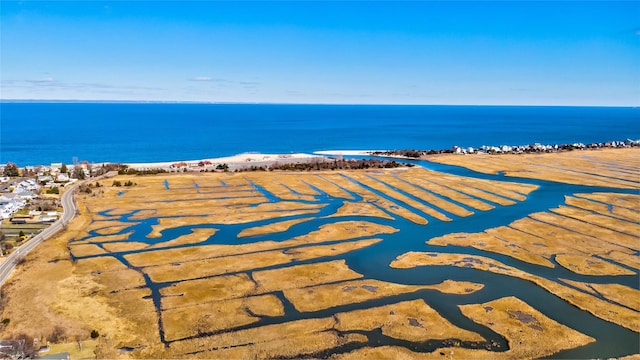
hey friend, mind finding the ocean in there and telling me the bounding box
[1,102,639,166]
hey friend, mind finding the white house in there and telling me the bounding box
[38,175,53,184]
[16,179,38,191]
[0,194,25,219]
[13,188,36,200]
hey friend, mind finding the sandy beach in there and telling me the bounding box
[313,150,382,156]
[125,152,326,171]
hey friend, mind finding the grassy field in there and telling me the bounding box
[428,147,640,189]
[1,221,48,238]
[0,220,48,254]
[0,149,637,359]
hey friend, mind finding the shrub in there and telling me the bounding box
[90,330,99,339]
[47,325,66,343]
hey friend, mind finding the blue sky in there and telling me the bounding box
[1,1,638,105]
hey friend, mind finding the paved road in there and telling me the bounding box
[0,177,26,193]
[0,172,116,288]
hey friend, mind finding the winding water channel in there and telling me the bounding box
[70,158,639,358]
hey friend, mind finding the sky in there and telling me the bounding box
[1,1,638,106]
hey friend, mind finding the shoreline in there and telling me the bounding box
[6,140,639,171]
[124,152,327,171]
[123,151,415,172]
[125,145,640,172]
[313,150,386,156]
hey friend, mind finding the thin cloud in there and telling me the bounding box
[240,81,260,90]
[9,78,164,92]
[72,82,163,91]
[190,77,254,86]
[26,76,55,84]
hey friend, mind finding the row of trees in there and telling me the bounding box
[369,149,461,158]
[235,159,413,172]
[118,168,168,176]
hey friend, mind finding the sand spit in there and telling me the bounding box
[126,152,326,171]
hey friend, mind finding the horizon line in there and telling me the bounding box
[0,99,638,108]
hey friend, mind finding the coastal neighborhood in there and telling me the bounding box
[0,162,92,254]
[370,138,640,158]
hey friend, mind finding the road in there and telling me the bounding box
[0,172,116,289]
[0,177,26,193]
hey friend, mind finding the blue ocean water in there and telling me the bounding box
[1,102,639,166]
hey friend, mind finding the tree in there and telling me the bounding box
[216,163,229,171]
[90,330,99,339]
[73,166,86,180]
[2,162,19,177]
[60,163,68,174]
